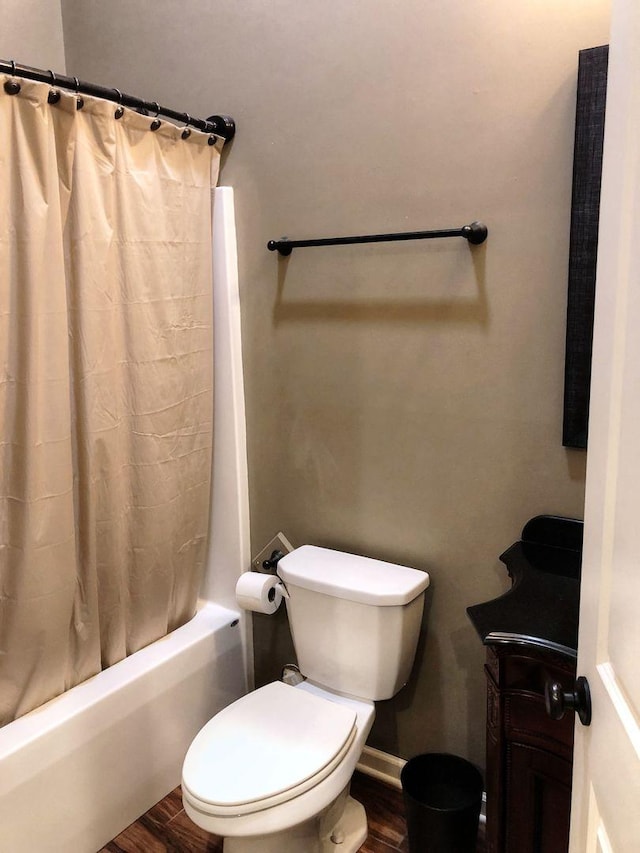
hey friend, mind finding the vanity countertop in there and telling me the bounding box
[466,515,583,659]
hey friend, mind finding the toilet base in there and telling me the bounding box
[223,789,368,853]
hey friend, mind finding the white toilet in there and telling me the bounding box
[182,545,430,853]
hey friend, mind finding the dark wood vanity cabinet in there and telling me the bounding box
[484,644,576,853]
[467,515,583,853]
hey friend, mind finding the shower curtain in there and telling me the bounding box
[0,76,221,726]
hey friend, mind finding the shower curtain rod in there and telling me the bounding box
[267,221,488,255]
[0,59,235,140]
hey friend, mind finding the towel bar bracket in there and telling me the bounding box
[461,221,489,245]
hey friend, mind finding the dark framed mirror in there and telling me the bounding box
[563,45,609,449]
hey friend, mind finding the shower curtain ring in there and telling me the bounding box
[150,101,161,131]
[73,76,84,110]
[4,61,20,95]
[47,69,61,104]
[113,88,124,119]
[181,114,192,139]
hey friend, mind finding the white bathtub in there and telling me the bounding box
[0,603,246,852]
[0,188,252,852]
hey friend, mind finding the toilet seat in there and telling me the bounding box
[182,681,357,817]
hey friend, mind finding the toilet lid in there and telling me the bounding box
[182,681,357,816]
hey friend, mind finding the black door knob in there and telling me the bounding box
[545,676,592,726]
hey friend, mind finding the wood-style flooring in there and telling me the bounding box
[101,770,486,852]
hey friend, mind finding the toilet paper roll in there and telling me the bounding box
[235,572,284,615]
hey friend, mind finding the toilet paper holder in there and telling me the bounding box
[262,549,285,573]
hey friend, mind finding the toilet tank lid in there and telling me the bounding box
[278,545,430,606]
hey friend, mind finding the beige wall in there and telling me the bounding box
[58,0,610,766]
[0,0,65,71]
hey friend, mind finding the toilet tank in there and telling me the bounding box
[277,546,430,701]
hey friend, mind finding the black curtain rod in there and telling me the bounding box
[267,221,488,256]
[0,59,235,140]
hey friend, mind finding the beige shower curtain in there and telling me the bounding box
[0,76,220,725]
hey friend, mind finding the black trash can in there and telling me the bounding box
[400,753,483,853]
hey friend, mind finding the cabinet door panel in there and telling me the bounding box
[506,743,572,853]
[505,693,574,759]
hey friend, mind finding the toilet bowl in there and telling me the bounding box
[182,680,375,852]
[183,546,430,852]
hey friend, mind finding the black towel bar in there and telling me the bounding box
[267,221,487,256]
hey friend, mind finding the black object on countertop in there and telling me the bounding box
[466,515,583,659]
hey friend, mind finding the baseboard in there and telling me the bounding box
[355,746,487,823]
[356,745,406,789]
